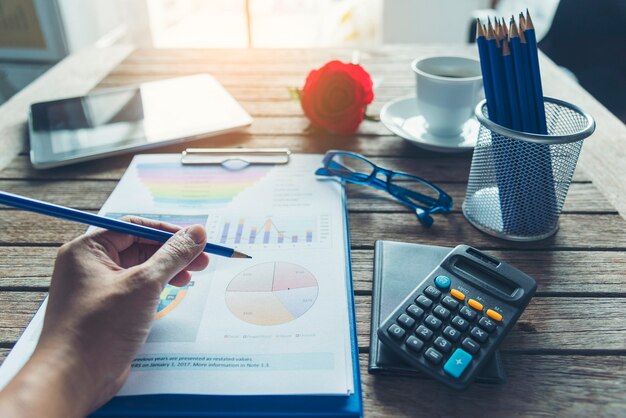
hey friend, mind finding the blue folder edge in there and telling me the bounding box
[91,185,363,418]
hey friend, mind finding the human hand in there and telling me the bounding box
[0,217,209,418]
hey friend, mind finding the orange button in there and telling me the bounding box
[468,299,484,311]
[450,289,465,301]
[486,309,503,322]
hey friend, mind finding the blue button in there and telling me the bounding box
[443,348,473,379]
[434,275,451,290]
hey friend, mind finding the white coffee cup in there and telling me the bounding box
[412,56,483,137]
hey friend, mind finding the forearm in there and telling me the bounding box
[0,344,94,418]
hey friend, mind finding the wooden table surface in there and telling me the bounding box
[1,47,625,417]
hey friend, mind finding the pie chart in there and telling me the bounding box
[225,262,319,325]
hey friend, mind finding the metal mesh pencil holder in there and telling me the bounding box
[463,97,595,241]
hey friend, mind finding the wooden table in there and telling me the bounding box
[1,47,625,417]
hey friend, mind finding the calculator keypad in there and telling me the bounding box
[416,295,433,309]
[424,348,443,364]
[416,325,434,341]
[470,327,488,343]
[433,305,451,320]
[406,336,424,352]
[461,338,480,354]
[424,315,442,330]
[384,278,506,382]
[451,316,469,331]
[442,326,462,342]
[424,286,442,300]
[434,337,452,353]
[479,317,497,332]
[388,324,405,340]
[406,304,424,319]
[459,306,477,321]
[441,296,459,310]
[397,313,416,328]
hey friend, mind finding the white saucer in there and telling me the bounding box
[380,96,479,153]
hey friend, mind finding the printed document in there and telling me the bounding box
[0,154,355,396]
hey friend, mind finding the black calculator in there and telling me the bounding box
[377,245,537,390]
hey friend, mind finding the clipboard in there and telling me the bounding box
[181,148,291,166]
[91,150,363,417]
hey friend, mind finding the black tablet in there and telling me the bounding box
[29,74,252,169]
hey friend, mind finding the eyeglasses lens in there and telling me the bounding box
[329,154,376,182]
[388,173,441,208]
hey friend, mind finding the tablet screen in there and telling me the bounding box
[33,88,146,154]
[29,75,252,168]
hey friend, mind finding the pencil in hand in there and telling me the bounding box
[0,191,252,259]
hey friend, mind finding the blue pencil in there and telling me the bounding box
[486,20,510,127]
[501,38,522,131]
[0,191,251,259]
[475,19,497,122]
[517,23,539,133]
[509,20,536,133]
[523,10,548,134]
[510,16,557,235]
[476,20,517,232]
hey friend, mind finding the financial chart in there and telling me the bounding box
[135,162,271,208]
[156,281,194,319]
[225,262,319,326]
[207,215,331,248]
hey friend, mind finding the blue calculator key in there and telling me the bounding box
[443,348,473,379]
[434,275,451,290]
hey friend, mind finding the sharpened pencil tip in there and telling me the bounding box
[525,9,534,29]
[231,250,252,259]
[476,18,485,38]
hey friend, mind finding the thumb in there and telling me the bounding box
[143,224,206,285]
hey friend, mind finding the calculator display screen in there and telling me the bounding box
[453,258,518,296]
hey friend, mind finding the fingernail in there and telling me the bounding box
[185,225,206,244]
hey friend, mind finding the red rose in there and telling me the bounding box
[300,60,374,135]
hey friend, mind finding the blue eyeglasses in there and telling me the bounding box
[315,151,452,227]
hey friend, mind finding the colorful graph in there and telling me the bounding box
[156,281,194,319]
[136,163,270,208]
[210,215,330,248]
[105,213,208,228]
[225,262,318,326]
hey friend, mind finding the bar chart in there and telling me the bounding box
[208,215,330,248]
